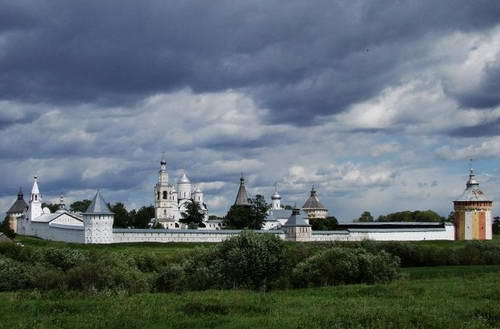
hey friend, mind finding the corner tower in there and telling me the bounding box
[302,186,328,219]
[453,167,493,240]
[83,190,114,244]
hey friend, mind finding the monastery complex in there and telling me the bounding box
[4,160,493,244]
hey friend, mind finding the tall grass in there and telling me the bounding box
[1,268,499,329]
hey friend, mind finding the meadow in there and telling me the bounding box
[1,266,500,329]
[1,236,499,329]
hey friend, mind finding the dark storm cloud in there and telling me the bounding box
[1,0,500,125]
[449,118,500,137]
[449,62,500,109]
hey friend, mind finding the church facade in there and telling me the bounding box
[153,159,212,229]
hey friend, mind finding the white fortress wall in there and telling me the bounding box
[112,229,286,243]
[22,220,455,244]
[311,224,455,242]
[29,222,84,243]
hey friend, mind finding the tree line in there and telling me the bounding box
[355,210,448,223]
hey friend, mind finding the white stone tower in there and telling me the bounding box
[271,183,282,210]
[83,190,114,244]
[28,176,43,221]
[283,208,312,242]
[177,172,192,200]
[154,159,178,220]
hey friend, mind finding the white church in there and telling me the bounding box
[153,158,212,229]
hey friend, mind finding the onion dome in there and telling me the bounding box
[178,172,191,184]
[194,185,202,193]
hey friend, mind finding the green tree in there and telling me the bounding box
[377,210,443,222]
[42,203,60,213]
[70,200,92,213]
[1,216,16,239]
[132,205,155,229]
[180,199,205,229]
[223,194,269,229]
[493,217,500,235]
[357,211,374,222]
[111,203,131,228]
[309,216,338,230]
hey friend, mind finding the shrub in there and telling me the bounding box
[0,256,32,291]
[35,248,88,271]
[216,231,287,290]
[66,254,149,293]
[154,264,184,292]
[291,248,400,288]
[132,253,162,273]
[181,247,222,291]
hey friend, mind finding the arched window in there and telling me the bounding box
[164,209,166,215]
[157,192,160,200]
[163,191,167,199]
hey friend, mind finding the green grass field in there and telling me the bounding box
[1,265,499,329]
[2,235,499,329]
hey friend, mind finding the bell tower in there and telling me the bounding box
[28,176,43,221]
[154,158,178,221]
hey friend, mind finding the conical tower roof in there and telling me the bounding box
[84,190,114,215]
[234,175,250,206]
[455,167,491,202]
[302,186,327,210]
[7,187,28,214]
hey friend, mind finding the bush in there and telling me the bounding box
[0,256,32,291]
[154,264,184,292]
[35,248,88,271]
[291,248,400,288]
[181,247,222,291]
[216,231,287,290]
[65,254,149,293]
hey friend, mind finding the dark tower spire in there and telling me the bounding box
[234,174,250,206]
